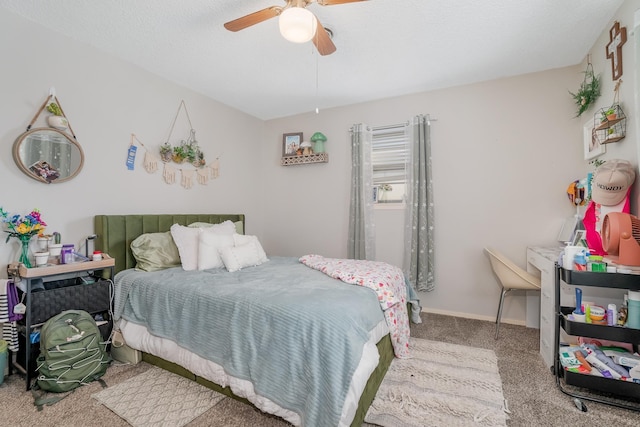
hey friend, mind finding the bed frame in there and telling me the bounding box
[94,214,393,426]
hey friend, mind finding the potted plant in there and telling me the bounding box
[606,127,621,141]
[160,142,173,162]
[46,102,68,130]
[602,107,617,122]
[192,151,205,168]
[172,145,186,163]
[185,142,198,164]
[569,63,600,117]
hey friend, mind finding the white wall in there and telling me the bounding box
[582,0,640,213]
[261,68,586,324]
[0,10,266,275]
[260,0,640,325]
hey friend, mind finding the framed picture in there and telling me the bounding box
[29,160,60,183]
[584,122,605,160]
[572,229,587,247]
[282,132,303,157]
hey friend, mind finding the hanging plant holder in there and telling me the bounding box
[160,101,206,168]
[593,80,626,144]
[569,58,600,117]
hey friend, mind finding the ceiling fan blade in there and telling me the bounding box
[316,0,368,5]
[313,19,336,56]
[223,6,282,32]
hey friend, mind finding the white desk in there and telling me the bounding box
[526,246,563,369]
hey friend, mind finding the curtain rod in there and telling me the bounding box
[371,115,437,131]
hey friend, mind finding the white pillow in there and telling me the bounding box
[219,243,264,273]
[170,224,200,271]
[220,235,268,272]
[188,220,238,234]
[198,227,234,270]
[233,234,268,263]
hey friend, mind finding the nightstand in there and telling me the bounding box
[8,254,115,390]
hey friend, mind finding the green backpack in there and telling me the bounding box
[35,310,111,394]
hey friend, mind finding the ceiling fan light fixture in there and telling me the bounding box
[279,7,317,43]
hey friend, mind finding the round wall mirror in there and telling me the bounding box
[12,128,84,184]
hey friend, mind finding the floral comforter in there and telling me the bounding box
[299,255,410,358]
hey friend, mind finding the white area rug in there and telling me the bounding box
[92,366,225,427]
[365,338,508,427]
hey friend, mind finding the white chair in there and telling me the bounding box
[484,247,541,339]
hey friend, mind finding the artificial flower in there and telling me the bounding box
[0,207,47,243]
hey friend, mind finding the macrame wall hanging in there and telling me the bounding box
[127,100,220,189]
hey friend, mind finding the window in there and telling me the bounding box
[371,123,409,203]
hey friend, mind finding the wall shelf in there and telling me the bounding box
[593,104,626,145]
[281,153,328,166]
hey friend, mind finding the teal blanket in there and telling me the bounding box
[114,257,385,426]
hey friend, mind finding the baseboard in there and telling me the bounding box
[421,307,527,327]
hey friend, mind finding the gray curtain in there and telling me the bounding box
[348,124,375,260]
[403,115,434,291]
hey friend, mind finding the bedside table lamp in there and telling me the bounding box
[310,132,327,153]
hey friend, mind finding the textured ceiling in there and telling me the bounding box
[0,0,625,120]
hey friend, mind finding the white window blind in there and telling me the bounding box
[371,123,408,203]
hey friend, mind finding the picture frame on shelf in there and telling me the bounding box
[584,122,605,160]
[282,132,303,157]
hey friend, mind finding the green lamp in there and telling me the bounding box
[310,132,327,153]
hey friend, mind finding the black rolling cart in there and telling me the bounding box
[553,263,640,411]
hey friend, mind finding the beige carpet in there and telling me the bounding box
[92,366,225,427]
[5,313,640,426]
[365,338,507,427]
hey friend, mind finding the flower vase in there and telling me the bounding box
[18,236,32,268]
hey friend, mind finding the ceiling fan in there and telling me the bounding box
[223,0,367,56]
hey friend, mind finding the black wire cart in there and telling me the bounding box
[553,263,640,412]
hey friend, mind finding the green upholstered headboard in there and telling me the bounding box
[94,214,245,274]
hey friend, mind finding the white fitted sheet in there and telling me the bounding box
[119,318,389,427]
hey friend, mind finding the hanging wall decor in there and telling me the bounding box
[127,100,220,189]
[569,56,600,117]
[592,79,626,145]
[13,90,85,184]
[606,21,627,80]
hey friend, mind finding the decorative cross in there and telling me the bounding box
[606,21,627,80]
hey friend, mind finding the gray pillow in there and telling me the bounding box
[130,231,181,272]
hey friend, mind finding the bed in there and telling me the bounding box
[94,214,406,427]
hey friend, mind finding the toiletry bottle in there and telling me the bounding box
[574,253,587,271]
[607,303,616,326]
[617,295,628,326]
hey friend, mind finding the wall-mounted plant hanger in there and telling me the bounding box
[569,55,600,117]
[593,79,626,145]
[127,100,220,189]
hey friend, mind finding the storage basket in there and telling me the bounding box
[23,280,111,325]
